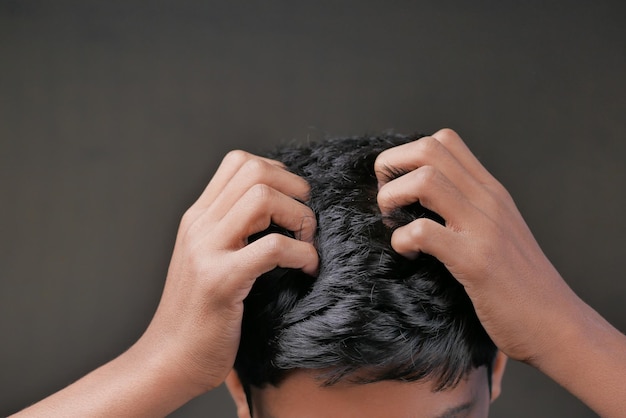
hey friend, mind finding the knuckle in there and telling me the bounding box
[247,183,274,202]
[180,208,196,229]
[376,185,395,208]
[416,165,438,189]
[412,167,439,207]
[483,191,501,214]
[480,181,513,216]
[183,218,204,244]
[223,149,251,167]
[416,135,441,158]
[259,233,285,257]
[241,158,271,182]
[188,251,208,274]
[436,128,460,142]
[408,219,429,240]
[374,152,390,174]
[492,181,513,202]
[181,241,213,277]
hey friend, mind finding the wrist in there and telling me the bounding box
[10,330,211,417]
[125,332,210,409]
[528,294,626,417]
[525,283,586,370]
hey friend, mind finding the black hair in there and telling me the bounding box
[234,133,497,399]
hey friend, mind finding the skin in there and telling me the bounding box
[12,151,319,417]
[224,352,508,418]
[11,129,626,417]
[375,129,626,417]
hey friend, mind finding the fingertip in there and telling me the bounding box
[390,225,421,259]
[390,219,442,259]
[376,182,391,214]
[249,234,320,277]
[269,159,287,169]
[373,152,394,188]
[396,249,420,260]
[288,176,312,204]
[302,258,320,277]
[300,183,312,203]
[295,241,320,277]
[294,214,317,245]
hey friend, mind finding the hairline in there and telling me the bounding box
[243,364,493,417]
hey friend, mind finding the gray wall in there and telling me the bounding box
[1,1,625,416]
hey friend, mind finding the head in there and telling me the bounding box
[226,134,506,417]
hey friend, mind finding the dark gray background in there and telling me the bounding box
[1,1,624,416]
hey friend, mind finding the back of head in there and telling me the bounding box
[234,133,496,392]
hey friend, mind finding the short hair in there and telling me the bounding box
[234,133,497,394]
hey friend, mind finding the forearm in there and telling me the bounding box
[11,340,202,418]
[534,297,626,418]
[374,129,626,416]
[11,151,318,417]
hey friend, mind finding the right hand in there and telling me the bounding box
[136,150,319,396]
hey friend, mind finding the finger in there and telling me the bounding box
[208,157,311,220]
[390,218,462,267]
[374,135,486,202]
[433,128,519,214]
[431,128,496,186]
[237,234,319,278]
[375,135,457,183]
[377,165,474,225]
[194,150,286,211]
[213,235,318,303]
[217,184,317,246]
